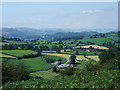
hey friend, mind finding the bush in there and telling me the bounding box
[2,60,30,84]
[70,55,76,64]
[17,57,22,60]
[99,49,115,63]
[84,62,101,72]
[59,67,76,76]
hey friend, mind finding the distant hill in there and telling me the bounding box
[2,28,70,39]
[49,31,98,40]
[2,28,99,40]
[2,27,117,40]
[2,28,41,39]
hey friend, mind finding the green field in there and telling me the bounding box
[30,70,58,79]
[0,53,16,58]
[5,40,27,44]
[78,34,118,45]
[0,42,9,46]
[43,54,67,63]
[2,57,55,71]
[2,50,37,57]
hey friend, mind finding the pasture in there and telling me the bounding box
[43,53,90,62]
[2,50,37,57]
[2,57,55,71]
[86,55,100,61]
[0,53,16,59]
[30,70,58,79]
[78,36,115,45]
[43,54,67,63]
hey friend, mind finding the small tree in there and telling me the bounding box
[37,49,42,56]
[59,67,76,76]
[75,51,79,55]
[17,57,22,60]
[58,59,62,65]
[52,67,58,73]
[70,55,76,64]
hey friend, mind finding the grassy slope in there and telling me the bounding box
[2,50,37,57]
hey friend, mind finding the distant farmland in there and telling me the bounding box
[2,50,37,57]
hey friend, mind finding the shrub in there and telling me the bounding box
[84,62,101,72]
[59,67,76,76]
[17,57,22,60]
[52,67,58,73]
[99,49,115,63]
[70,55,76,64]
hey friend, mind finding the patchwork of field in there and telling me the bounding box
[2,50,37,57]
[43,53,71,62]
[43,53,90,62]
[86,55,100,61]
[78,36,117,45]
[78,45,109,50]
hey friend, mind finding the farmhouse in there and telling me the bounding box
[57,63,70,69]
[54,61,61,66]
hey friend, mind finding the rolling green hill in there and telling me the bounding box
[78,34,118,45]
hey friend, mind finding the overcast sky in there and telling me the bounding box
[2,2,118,29]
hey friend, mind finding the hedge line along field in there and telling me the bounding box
[42,54,67,63]
[0,53,16,59]
[2,57,55,71]
[2,50,37,57]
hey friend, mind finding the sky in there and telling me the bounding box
[2,2,118,30]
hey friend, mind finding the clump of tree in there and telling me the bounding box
[51,45,63,53]
[2,60,30,84]
[99,49,115,63]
